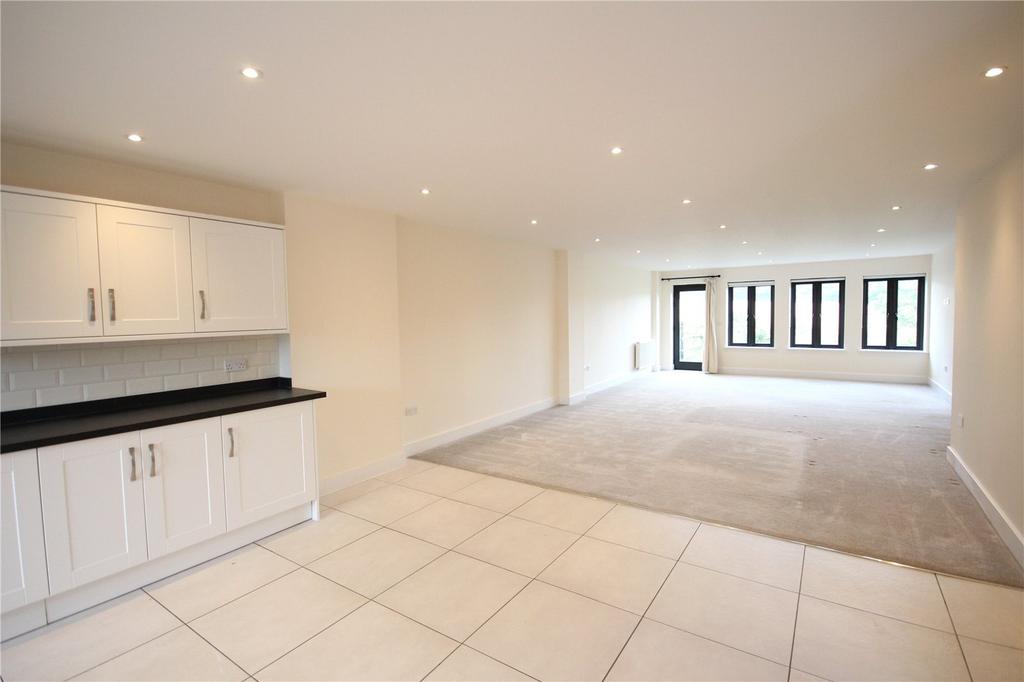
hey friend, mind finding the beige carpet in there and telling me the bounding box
[415,372,1023,587]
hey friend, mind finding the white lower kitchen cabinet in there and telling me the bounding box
[141,418,226,559]
[39,432,148,594]
[1,450,49,612]
[223,401,316,530]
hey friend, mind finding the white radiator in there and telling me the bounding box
[634,340,655,370]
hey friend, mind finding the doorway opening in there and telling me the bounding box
[673,284,706,371]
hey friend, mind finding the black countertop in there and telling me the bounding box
[1,378,326,453]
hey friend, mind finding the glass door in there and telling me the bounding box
[673,284,706,370]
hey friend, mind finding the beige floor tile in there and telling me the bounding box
[587,505,699,559]
[539,536,674,614]
[390,498,502,548]
[960,636,1024,682]
[681,524,804,591]
[607,618,788,681]
[73,626,246,681]
[801,547,952,631]
[307,528,445,597]
[0,591,179,682]
[938,575,1024,649]
[788,669,829,681]
[467,581,638,681]
[510,489,614,533]
[791,596,969,681]
[378,553,529,640]
[399,465,485,496]
[647,562,798,664]
[425,646,533,681]
[376,459,438,483]
[336,484,439,524]
[190,569,365,673]
[449,476,543,513]
[258,602,457,681]
[321,478,388,507]
[455,516,579,577]
[145,545,297,622]
[257,508,379,564]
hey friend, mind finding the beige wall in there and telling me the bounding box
[1,140,284,224]
[928,243,956,396]
[950,150,1023,546]
[283,193,404,483]
[397,219,557,449]
[658,254,933,382]
[583,255,652,390]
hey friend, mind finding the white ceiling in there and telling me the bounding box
[2,2,1021,269]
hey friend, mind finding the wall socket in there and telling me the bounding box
[224,357,248,372]
[957,413,965,429]
[404,405,418,416]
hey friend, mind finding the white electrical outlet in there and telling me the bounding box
[958,414,965,429]
[404,405,418,416]
[224,357,248,372]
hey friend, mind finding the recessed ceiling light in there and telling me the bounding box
[682,199,692,205]
[241,66,262,79]
[126,133,143,143]
[891,205,901,211]
[665,258,671,263]
[984,66,1006,78]
[594,237,601,243]
[610,146,623,155]
[923,163,939,171]
[757,251,763,256]
[870,243,877,247]
[420,188,430,195]
[741,240,748,245]
[719,224,727,230]
[877,227,886,233]
[530,219,538,225]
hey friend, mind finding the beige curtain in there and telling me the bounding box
[703,277,719,373]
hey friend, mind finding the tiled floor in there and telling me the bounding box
[3,461,1022,681]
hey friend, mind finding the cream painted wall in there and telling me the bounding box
[283,193,404,483]
[950,150,1023,546]
[397,219,557,449]
[658,254,933,382]
[583,254,652,390]
[928,243,956,397]
[1,140,284,224]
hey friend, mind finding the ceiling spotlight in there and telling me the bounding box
[923,163,939,171]
[420,188,431,195]
[594,237,601,243]
[610,146,623,155]
[240,66,262,79]
[870,243,877,247]
[126,133,143,143]
[665,258,671,263]
[757,251,763,256]
[635,249,641,254]
[984,66,1006,78]
[719,225,727,230]
[877,228,886,233]
[891,205,901,211]
[530,219,538,225]
[682,199,692,205]
[741,240,748,245]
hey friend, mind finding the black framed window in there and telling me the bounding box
[728,284,775,346]
[862,276,925,350]
[790,279,845,348]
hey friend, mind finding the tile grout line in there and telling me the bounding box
[935,573,974,682]
[786,545,807,681]
[600,521,703,682]
[147,590,254,680]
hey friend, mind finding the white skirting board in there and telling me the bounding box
[582,369,646,396]
[403,397,557,457]
[318,452,408,496]
[929,378,953,401]
[947,445,1024,569]
[719,367,929,384]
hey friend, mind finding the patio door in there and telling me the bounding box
[673,284,706,371]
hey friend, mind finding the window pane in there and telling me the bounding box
[896,279,919,347]
[753,286,772,344]
[793,284,812,345]
[865,280,888,346]
[820,282,841,346]
[678,289,706,363]
[731,286,748,344]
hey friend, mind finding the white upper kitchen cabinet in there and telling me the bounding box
[1,192,102,340]
[140,418,226,559]
[1,449,49,612]
[38,433,148,594]
[223,402,315,530]
[97,206,195,336]
[190,218,288,332]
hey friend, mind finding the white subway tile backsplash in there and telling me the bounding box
[1,335,283,410]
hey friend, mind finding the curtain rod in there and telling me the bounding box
[660,275,721,281]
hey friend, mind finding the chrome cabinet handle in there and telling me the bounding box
[108,289,116,321]
[87,288,96,322]
[199,290,206,320]
[228,427,235,458]
[128,446,137,481]
[148,443,157,477]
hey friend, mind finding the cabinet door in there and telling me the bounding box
[1,450,48,612]
[141,418,226,559]
[223,402,315,530]
[98,206,194,336]
[39,433,147,594]
[1,192,101,340]
[190,218,288,332]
